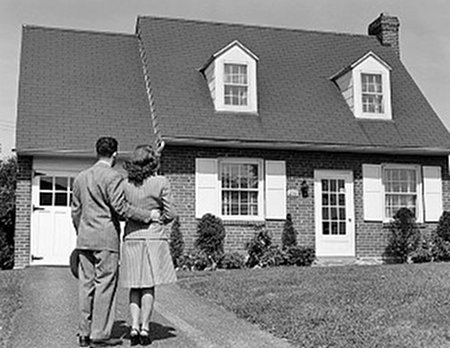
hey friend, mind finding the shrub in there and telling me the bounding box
[285,246,316,266]
[177,250,213,271]
[169,216,184,267]
[259,245,286,268]
[281,213,297,250]
[385,208,421,263]
[195,213,226,262]
[0,157,16,270]
[245,227,272,268]
[218,252,245,269]
[436,211,450,242]
[409,236,432,263]
[430,233,450,262]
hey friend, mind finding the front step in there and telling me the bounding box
[313,257,382,267]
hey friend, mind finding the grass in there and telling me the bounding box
[178,263,450,348]
[0,269,24,348]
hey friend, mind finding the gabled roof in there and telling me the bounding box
[16,25,155,156]
[330,51,392,81]
[136,16,450,154]
[16,17,450,156]
[200,40,259,71]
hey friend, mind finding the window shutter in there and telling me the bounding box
[423,166,443,222]
[195,158,219,218]
[362,164,383,221]
[265,160,286,219]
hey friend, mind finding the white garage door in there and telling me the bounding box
[30,172,77,266]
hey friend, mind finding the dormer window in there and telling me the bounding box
[361,73,384,113]
[332,52,392,120]
[224,64,248,106]
[201,41,258,113]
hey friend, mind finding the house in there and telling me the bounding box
[14,13,450,268]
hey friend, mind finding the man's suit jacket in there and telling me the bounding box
[71,161,151,252]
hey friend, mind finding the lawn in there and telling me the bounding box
[0,270,24,348]
[178,263,450,348]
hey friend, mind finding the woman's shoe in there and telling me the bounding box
[130,327,140,346]
[140,328,152,346]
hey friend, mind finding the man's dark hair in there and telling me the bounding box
[96,137,118,157]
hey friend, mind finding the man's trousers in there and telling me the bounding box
[78,250,119,340]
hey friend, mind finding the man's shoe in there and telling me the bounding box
[90,338,123,347]
[78,336,90,347]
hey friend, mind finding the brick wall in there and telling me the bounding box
[14,155,33,269]
[160,145,449,259]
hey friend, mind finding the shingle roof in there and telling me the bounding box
[16,26,155,155]
[137,16,450,153]
[16,17,450,156]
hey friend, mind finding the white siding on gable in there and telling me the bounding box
[208,43,258,113]
[204,62,216,102]
[265,160,286,219]
[353,55,392,120]
[195,158,219,218]
[423,166,443,222]
[362,164,383,221]
[335,71,354,112]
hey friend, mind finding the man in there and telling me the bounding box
[71,137,154,347]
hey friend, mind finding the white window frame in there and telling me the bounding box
[224,63,248,106]
[354,68,392,120]
[381,164,423,223]
[218,158,264,221]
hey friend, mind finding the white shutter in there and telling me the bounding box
[362,164,383,221]
[423,166,443,222]
[195,158,219,218]
[265,160,286,219]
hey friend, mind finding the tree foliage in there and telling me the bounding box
[0,157,17,269]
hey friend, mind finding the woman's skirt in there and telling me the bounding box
[120,239,177,288]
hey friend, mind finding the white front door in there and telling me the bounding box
[30,173,77,265]
[314,170,355,257]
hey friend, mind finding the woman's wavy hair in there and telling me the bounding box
[123,144,159,186]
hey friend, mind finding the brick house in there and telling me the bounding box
[14,13,450,268]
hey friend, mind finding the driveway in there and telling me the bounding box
[8,267,293,348]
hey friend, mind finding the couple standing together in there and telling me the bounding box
[71,137,177,347]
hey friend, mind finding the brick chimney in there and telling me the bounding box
[368,13,400,57]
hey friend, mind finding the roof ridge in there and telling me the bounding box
[137,15,372,39]
[22,24,135,38]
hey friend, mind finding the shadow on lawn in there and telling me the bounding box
[111,320,177,342]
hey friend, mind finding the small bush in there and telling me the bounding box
[218,252,245,269]
[195,213,226,262]
[410,236,433,263]
[169,216,184,267]
[0,232,14,270]
[281,213,297,250]
[285,246,316,266]
[436,211,450,242]
[259,245,286,268]
[177,250,213,271]
[245,227,272,268]
[430,233,450,262]
[385,208,421,263]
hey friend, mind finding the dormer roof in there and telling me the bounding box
[330,51,391,81]
[200,40,259,71]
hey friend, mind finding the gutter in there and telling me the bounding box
[163,136,450,156]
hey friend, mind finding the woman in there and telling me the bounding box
[120,144,177,346]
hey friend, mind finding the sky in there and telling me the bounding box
[0,0,449,158]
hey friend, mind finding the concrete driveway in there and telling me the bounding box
[8,267,294,348]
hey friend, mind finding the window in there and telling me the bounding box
[224,64,248,106]
[39,176,74,207]
[383,166,420,220]
[362,73,383,113]
[220,161,260,217]
[321,179,346,235]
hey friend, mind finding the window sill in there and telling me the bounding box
[222,219,265,226]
